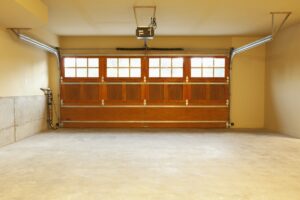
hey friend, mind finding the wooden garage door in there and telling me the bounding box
[60,56,230,128]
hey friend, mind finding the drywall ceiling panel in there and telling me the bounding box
[43,0,300,36]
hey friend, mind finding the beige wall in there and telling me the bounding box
[58,36,266,129]
[265,23,300,137]
[0,27,58,147]
[231,37,266,128]
[0,28,49,96]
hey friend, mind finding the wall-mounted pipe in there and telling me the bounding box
[40,88,58,129]
[231,35,273,59]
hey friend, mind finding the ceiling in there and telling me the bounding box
[42,0,300,36]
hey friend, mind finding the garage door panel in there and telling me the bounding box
[209,85,229,100]
[106,85,123,101]
[60,56,230,128]
[147,85,164,102]
[61,107,144,121]
[61,107,228,121]
[126,85,142,101]
[62,85,100,104]
[144,108,228,121]
[188,100,228,105]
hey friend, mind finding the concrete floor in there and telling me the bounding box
[0,129,300,200]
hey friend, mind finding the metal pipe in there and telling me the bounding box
[231,35,273,59]
[10,29,59,57]
[40,88,58,129]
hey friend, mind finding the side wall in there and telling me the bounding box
[265,23,300,137]
[0,28,53,147]
[231,37,266,128]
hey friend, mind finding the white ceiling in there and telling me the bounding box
[42,0,300,36]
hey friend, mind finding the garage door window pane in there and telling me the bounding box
[214,58,225,67]
[149,58,160,67]
[149,58,183,78]
[149,68,160,77]
[119,58,129,67]
[191,58,202,67]
[172,68,183,77]
[65,68,76,77]
[203,68,213,77]
[161,58,171,67]
[130,68,141,77]
[172,58,183,67]
[77,68,88,77]
[107,68,118,77]
[107,58,118,67]
[88,58,99,67]
[191,57,226,78]
[203,58,214,67]
[119,68,130,77]
[88,68,99,77]
[64,58,76,67]
[214,68,225,77]
[130,58,141,67]
[106,58,141,78]
[76,58,87,67]
[191,68,202,77]
[161,68,171,77]
[64,57,100,78]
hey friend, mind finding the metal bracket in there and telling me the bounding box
[226,121,231,128]
[133,6,156,27]
[226,99,229,107]
[185,99,189,106]
[186,76,189,83]
[271,12,292,37]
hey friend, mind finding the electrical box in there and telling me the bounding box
[136,26,154,40]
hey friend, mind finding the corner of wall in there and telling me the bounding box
[264,23,300,138]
